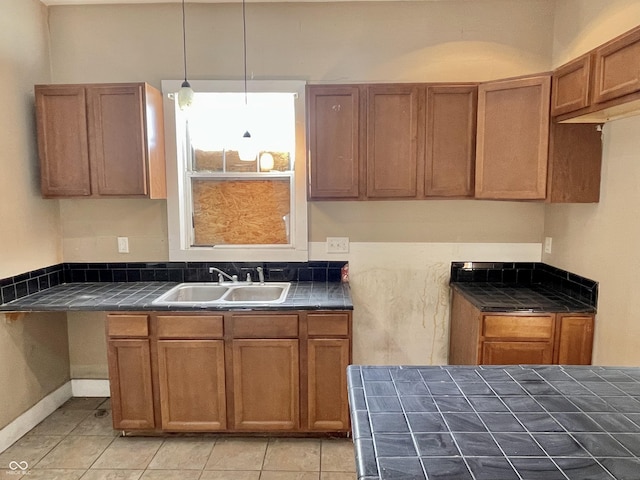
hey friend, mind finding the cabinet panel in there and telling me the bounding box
[108,339,155,430]
[475,75,550,200]
[157,315,223,339]
[232,314,298,338]
[232,339,299,430]
[307,339,350,431]
[482,341,553,365]
[554,315,594,365]
[307,85,361,199]
[157,340,226,431]
[307,312,350,337]
[593,27,640,104]
[366,85,419,198]
[483,315,554,339]
[88,85,147,196]
[107,314,149,337]
[35,86,91,197]
[552,54,593,116]
[425,86,477,197]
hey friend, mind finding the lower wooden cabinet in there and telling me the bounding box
[157,340,226,431]
[307,338,350,431]
[449,290,594,366]
[106,310,352,434]
[232,339,299,431]
[106,314,155,430]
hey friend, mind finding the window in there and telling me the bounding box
[162,80,308,262]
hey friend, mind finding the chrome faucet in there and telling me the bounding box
[256,266,265,285]
[209,267,238,284]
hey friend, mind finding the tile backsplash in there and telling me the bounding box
[0,261,347,305]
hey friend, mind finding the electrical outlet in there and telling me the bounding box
[326,237,349,253]
[117,236,129,253]
[544,236,552,254]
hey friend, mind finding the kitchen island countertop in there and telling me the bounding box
[348,364,640,479]
[0,281,352,312]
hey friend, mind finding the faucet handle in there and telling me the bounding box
[246,273,252,283]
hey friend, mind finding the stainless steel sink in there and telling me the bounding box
[152,282,290,306]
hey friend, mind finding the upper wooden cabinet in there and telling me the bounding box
[307,86,361,199]
[551,53,593,117]
[366,85,419,198]
[425,86,476,197]
[553,25,640,123]
[475,75,551,200]
[307,83,477,200]
[593,26,640,104]
[35,83,166,199]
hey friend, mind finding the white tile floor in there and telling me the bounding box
[0,398,356,480]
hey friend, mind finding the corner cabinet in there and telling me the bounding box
[35,83,166,199]
[449,289,594,366]
[475,75,551,200]
[106,310,352,434]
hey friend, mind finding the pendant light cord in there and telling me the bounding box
[182,0,188,82]
[242,0,248,106]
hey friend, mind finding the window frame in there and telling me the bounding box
[161,79,308,262]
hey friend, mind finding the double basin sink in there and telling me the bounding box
[152,282,291,306]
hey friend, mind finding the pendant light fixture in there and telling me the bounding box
[177,0,194,110]
[238,0,258,161]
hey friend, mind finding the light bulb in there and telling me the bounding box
[177,80,194,110]
[238,131,258,161]
[260,152,275,171]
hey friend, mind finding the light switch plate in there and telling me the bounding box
[326,237,349,253]
[544,237,552,254]
[117,236,129,253]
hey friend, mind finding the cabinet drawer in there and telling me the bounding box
[107,314,149,337]
[307,313,350,337]
[483,315,553,339]
[232,315,298,338]
[157,315,223,339]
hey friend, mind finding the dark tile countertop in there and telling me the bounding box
[348,365,640,480]
[451,282,596,313]
[0,281,353,312]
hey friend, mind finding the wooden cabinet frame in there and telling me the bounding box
[106,309,352,434]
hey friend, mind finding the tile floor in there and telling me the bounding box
[0,398,356,480]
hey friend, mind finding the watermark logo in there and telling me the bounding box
[8,461,29,475]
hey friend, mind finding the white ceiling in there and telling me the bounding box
[41,0,442,4]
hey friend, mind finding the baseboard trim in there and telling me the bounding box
[0,382,72,454]
[70,379,110,397]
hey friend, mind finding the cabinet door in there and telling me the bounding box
[307,85,361,199]
[554,315,594,365]
[482,341,553,365]
[157,340,226,431]
[425,86,477,197]
[593,27,640,104]
[107,338,155,430]
[35,85,91,197]
[87,84,148,196]
[366,85,419,198]
[552,54,593,117]
[232,339,299,431]
[475,75,551,200]
[307,339,350,431]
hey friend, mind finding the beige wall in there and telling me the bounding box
[546,0,640,365]
[0,0,70,430]
[47,1,555,373]
[48,0,554,260]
